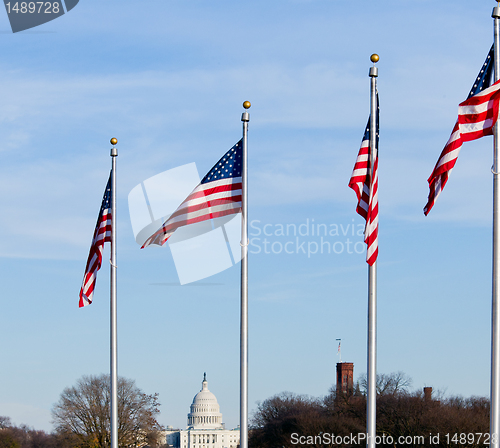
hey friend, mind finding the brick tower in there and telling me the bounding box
[336,362,354,396]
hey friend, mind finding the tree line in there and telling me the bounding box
[2,371,490,448]
[0,416,72,448]
[249,372,490,448]
[0,374,165,448]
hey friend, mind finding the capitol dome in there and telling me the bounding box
[187,373,223,429]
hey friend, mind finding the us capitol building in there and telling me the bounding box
[164,374,240,448]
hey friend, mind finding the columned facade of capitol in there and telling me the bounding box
[165,374,240,448]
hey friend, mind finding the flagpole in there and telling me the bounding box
[240,101,250,448]
[110,137,118,448]
[367,55,378,448]
[492,7,500,448]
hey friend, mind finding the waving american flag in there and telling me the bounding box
[424,45,500,215]
[142,140,243,248]
[349,95,379,266]
[79,174,112,308]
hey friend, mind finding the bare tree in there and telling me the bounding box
[52,374,163,448]
[0,431,20,448]
[358,371,412,396]
[249,375,491,448]
[249,391,366,448]
[250,392,325,448]
[0,416,12,430]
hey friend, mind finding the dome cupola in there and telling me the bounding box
[187,373,223,429]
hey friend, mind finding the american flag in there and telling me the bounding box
[349,95,379,265]
[79,174,112,308]
[141,140,243,248]
[424,45,498,215]
[458,79,500,141]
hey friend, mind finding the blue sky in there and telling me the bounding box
[0,0,497,433]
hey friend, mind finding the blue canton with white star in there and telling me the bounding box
[100,174,112,213]
[362,93,380,150]
[468,44,494,99]
[201,140,243,184]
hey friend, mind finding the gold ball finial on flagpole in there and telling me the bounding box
[243,101,251,109]
[370,54,379,63]
[110,138,118,156]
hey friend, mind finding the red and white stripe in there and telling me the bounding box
[424,79,500,215]
[423,121,461,216]
[365,157,378,265]
[349,138,370,220]
[141,177,242,248]
[349,136,378,265]
[458,79,500,141]
[79,209,112,308]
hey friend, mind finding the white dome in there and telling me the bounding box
[187,374,223,429]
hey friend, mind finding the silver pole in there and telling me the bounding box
[110,138,118,448]
[492,8,500,448]
[367,56,378,448]
[240,102,250,448]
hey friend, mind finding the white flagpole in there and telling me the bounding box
[110,137,119,448]
[492,7,500,448]
[367,55,378,448]
[240,101,250,448]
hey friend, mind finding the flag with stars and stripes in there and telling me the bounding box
[141,140,243,248]
[79,174,112,308]
[349,95,379,265]
[424,45,500,215]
